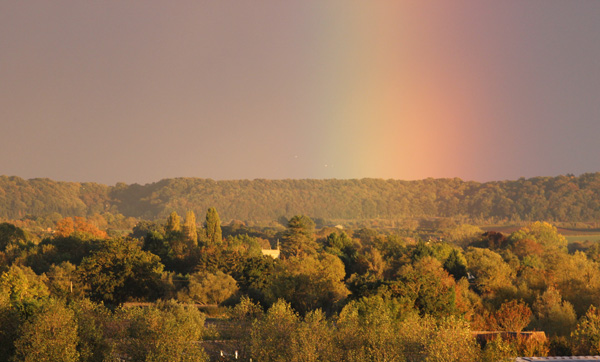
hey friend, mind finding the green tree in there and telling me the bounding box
[542,251,600,317]
[325,230,355,253]
[165,211,182,234]
[183,210,198,246]
[464,247,515,296]
[572,305,600,355]
[411,241,434,262]
[0,223,27,251]
[392,256,459,318]
[178,271,238,305]
[34,233,100,272]
[480,336,518,362]
[142,230,171,262]
[13,300,79,362]
[233,255,275,303]
[0,265,50,314]
[531,287,577,337]
[510,221,568,251]
[269,254,349,314]
[442,224,483,248]
[291,309,335,362]
[228,296,264,358]
[69,298,112,362]
[0,304,20,362]
[250,299,299,362]
[78,238,164,304]
[0,223,29,270]
[114,301,208,362]
[335,295,408,362]
[164,210,189,261]
[324,231,358,275]
[443,249,468,280]
[131,221,164,239]
[45,262,85,301]
[0,265,52,361]
[249,300,335,362]
[354,246,386,278]
[281,215,318,258]
[423,315,480,362]
[205,207,222,245]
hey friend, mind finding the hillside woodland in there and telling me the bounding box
[1,173,600,224]
[3,206,600,361]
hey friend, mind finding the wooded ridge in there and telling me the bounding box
[1,173,599,222]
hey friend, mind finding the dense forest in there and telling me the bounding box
[1,173,600,223]
[3,207,600,360]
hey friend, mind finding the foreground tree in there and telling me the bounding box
[571,305,600,355]
[13,300,79,362]
[0,265,51,361]
[250,300,299,362]
[114,301,208,362]
[70,298,112,362]
[249,300,334,362]
[335,295,407,362]
[423,315,481,362]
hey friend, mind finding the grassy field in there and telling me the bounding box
[556,227,600,244]
[479,224,600,244]
[564,234,600,243]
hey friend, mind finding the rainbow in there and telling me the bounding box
[296,2,516,181]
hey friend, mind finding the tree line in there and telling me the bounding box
[4,209,600,360]
[2,173,600,223]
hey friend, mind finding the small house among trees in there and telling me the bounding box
[261,240,280,258]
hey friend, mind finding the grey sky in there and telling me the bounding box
[1,1,600,185]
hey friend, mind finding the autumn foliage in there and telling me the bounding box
[55,217,107,239]
[494,300,532,332]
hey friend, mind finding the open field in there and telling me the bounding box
[564,234,600,243]
[479,225,522,234]
[557,227,600,244]
[480,225,600,244]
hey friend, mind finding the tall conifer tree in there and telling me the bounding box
[184,211,198,246]
[205,207,222,245]
[165,211,181,234]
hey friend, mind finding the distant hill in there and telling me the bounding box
[1,174,600,223]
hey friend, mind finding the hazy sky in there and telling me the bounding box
[2,1,600,185]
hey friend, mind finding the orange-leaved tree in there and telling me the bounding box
[494,299,532,332]
[55,217,107,239]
